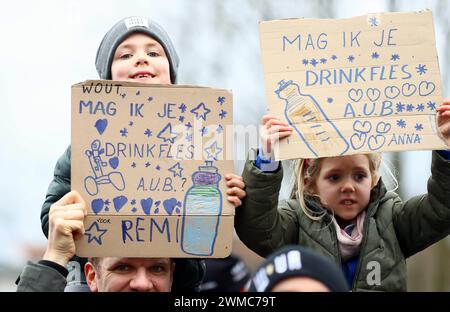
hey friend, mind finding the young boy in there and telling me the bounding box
[39,16,246,291]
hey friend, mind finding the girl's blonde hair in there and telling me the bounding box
[290,153,382,221]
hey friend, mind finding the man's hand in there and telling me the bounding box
[43,191,87,267]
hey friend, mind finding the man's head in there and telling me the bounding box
[95,16,179,84]
[248,245,349,292]
[85,257,175,292]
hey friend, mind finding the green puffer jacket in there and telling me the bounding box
[41,145,206,292]
[235,150,450,291]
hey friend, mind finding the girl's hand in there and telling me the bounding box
[225,174,246,207]
[436,99,450,147]
[260,114,293,157]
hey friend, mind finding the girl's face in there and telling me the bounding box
[111,33,171,84]
[310,155,373,223]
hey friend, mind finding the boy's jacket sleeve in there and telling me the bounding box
[393,151,450,258]
[41,146,71,237]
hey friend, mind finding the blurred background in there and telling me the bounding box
[0,0,449,291]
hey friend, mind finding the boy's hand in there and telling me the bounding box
[43,191,87,267]
[260,114,293,157]
[225,174,246,207]
[437,99,450,147]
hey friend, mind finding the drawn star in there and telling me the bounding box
[130,199,136,205]
[396,102,405,113]
[331,55,337,60]
[185,122,192,130]
[129,121,134,126]
[178,103,187,113]
[427,101,436,111]
[371,52,380,59]
[347,55,355,62]
[368,17,379,26]
[145,162,151,168]
[157,123,179,143]
[144,128,152,137]
[219,109,227,119]
[104,199,111,206]
[156,165,161,171]
[190,102,211,120]
[200,126,208,136]
[121,93,126,99]
[84,222,108,245]
[185,133,193,142]
[406,104,415,112]
[416,64,427,75]
[168,162,184,178]
[120,128,128,137]
[136,91,140,96]
[302,59,309,66]
[310,58,318,67]
[205,141,223,161]
[131,162,136,168]
[391,54,400,61]
[147,96,153,102]
[396,119,407,128]
[179,115,185,122]
[320,58,327,64]
[416,103,425,112]
[217,96,226,105]
[327,98,333,104]
[415,123,424,131]
[216,125,224,134]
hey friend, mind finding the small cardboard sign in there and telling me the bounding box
[71,80,234,257]
[259,11,446,160]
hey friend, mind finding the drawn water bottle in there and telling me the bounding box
[181,161,222,256]
[275,80,349,157]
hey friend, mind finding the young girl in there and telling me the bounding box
[235,103,450,291]
[40,16,245,291]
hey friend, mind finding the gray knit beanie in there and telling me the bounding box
[95,16,179,83]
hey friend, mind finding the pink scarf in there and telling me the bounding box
[332,211,365,262]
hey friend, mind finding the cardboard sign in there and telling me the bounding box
[259,11,447,160]
[71,80,234,257]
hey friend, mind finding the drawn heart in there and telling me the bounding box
[109,157,119,169]
[348,88,363,102]
[366,88,381,102]
[353,120,372,134]
[113,196,128,212]
[402,83,417,97]
[376,121,391,134]
[350,133,367,150]
[91,199,104,214]
[368,135,386,151]
[384,86,400,99]
[94,119,108,135]
[140,198,153,215]
[418,81,436,96]
[163,198,181,215]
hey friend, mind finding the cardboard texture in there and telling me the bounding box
[259,11,447,160]
[72,80,234,257]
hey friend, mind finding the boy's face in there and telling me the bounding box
[111,33,171,84]
[312,154,373,224]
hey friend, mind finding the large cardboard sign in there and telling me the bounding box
[72,80,234,257]
[260,11,446,160]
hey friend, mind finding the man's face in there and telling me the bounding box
[111,33,171,84]
[85,257,175,292]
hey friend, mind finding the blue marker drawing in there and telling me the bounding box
[415,123,424,131]
[168,162,184,178]
[368,17,379,26]
[275,80,349,157]
[302,59,309,66]
[91,198,104,214]
[310,58,318,67]
[141,198,153,215]
[205,141,223,160]
[85,221,108,245]
[402,83,417,97]
[94,119,108,135]
[144,128,152,137]
[217,96,226,105]
[190,102,211,120]
[366,88,381,102]
[391,54,400,61]
[113,195,128,212]
[163,198,181,215]
[371,52,380,59]
[416,64,427,75]
[84,140,125,196]
[368,134,386,151]
[157,123,179,143]
[427,101,436,111]
[418,81,435,96]
[181,161,222,256]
